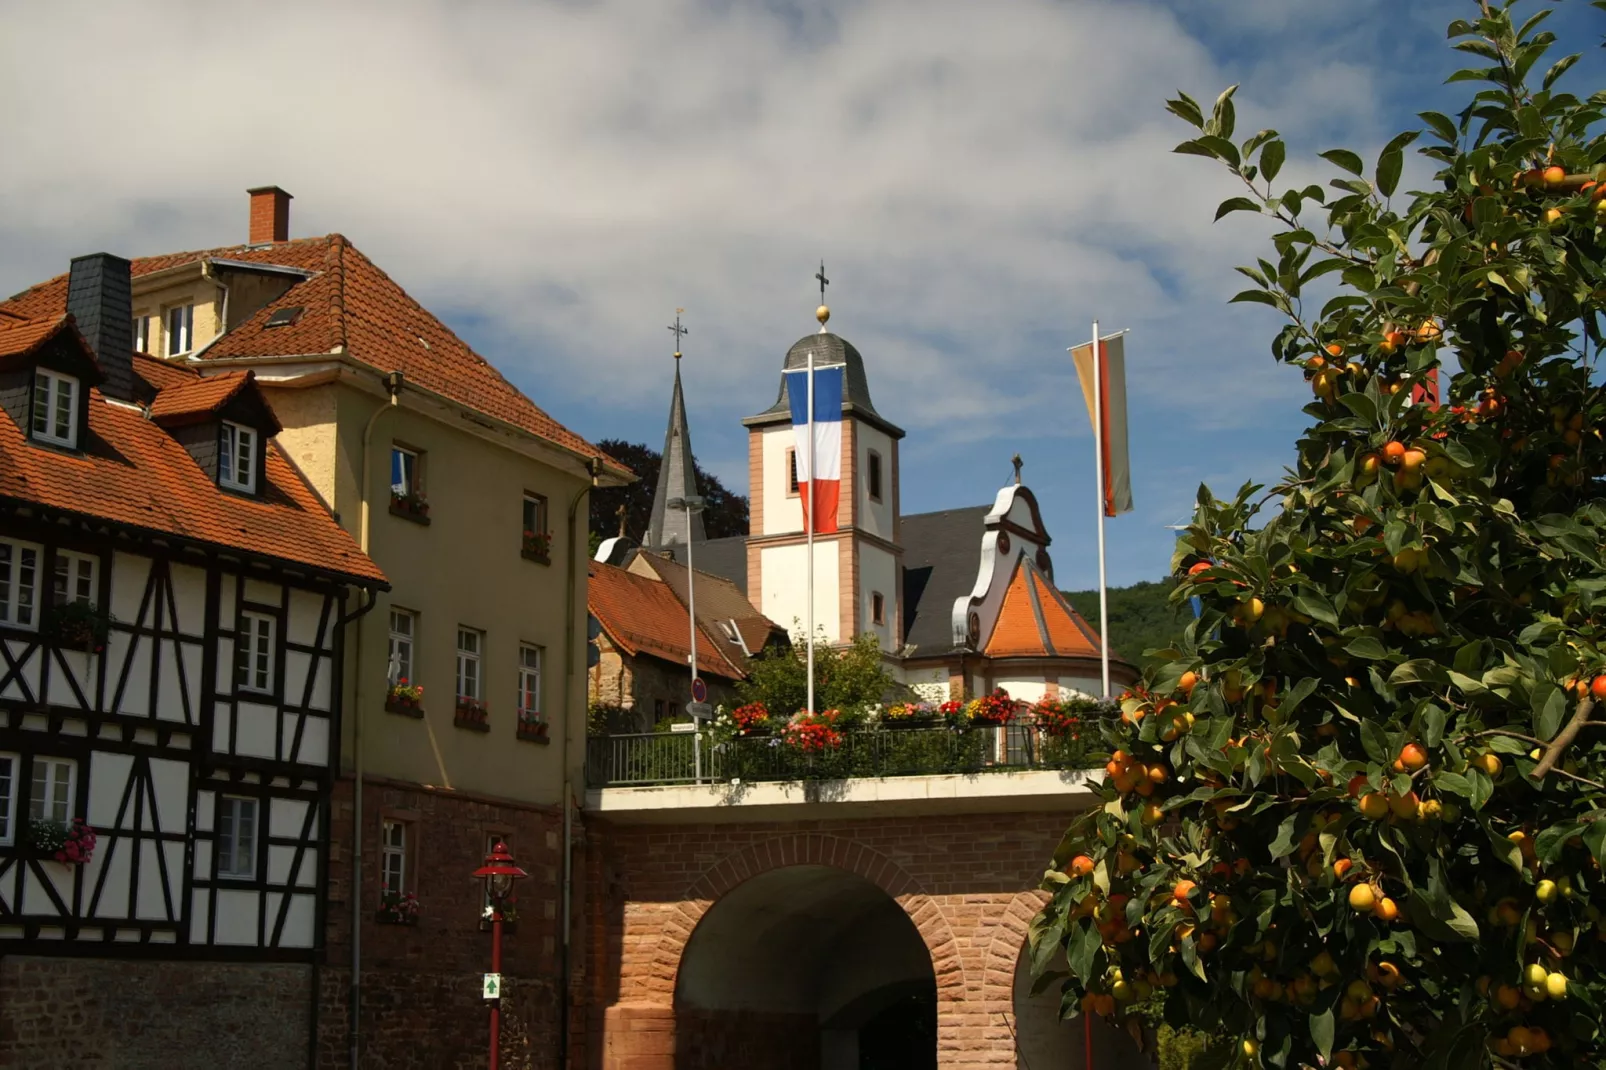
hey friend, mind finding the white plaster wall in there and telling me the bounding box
[171,563,207,636]
[857,423,895,540]
[995,679,1049,704]
[860,544,898,648]
[760,541,840,643]
[761,425,803,535]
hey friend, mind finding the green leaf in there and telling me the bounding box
[1320,149,1364,175]
[1211,84,1239,140]
[1065,918,1100,981]
[1391,659,1449,687]
[1543,53,1580,91]
[1229,289,1281,308]
[1360,720,1390,764]
[1345,636,1389,660]
[1535,684,1566,741]
[1268,813,1300,859]
[1434,771,1475,799]
[1260,139,1285,183]
[1214,197,1263,222]
[1310,1008,1335,1060]
[1377,147,1404,198]
[1486,824,1523,872]
[1419,110,1459,144]
[1165,93,1204,128]
[1292,591,1339,627]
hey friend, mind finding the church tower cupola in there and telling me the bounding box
[644,314,706,549]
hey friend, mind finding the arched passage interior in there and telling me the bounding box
[675,864,936,1070]
[1011,943,1150,1070]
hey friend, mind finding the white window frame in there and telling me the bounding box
[166,303,194,356]
[31,368,78,448]
[28,756,75,826]
[518,644,542,718]
[237,611,275,694]
[132,315,152,354]
[51,549,98,607]
[216,795,258,880]
[0,752,17,847]
[456,627,483,703]
[391,445,419,496]
[380,818,408,895]
[219,421,258,494]
[389,608,416,685]
[0,537,42,630]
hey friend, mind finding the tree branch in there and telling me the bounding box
[1531,696,1594,780]
[1549,766,1606,792]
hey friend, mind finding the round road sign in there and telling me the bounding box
[691,677,708,703]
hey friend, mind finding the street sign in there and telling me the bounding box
[691,677,708,703]
[686,701,712,720]
[483,973,502,1000]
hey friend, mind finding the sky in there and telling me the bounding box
[2,0,1602,590]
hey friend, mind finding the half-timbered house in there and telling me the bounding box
[0,253,385,1066]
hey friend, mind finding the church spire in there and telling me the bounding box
[644,312,706,549]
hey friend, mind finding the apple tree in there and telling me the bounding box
[1033,5,1606,1068]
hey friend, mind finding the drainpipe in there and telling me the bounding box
[561,456,600,1069]
[350,370,404,1070]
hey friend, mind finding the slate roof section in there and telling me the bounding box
[2,236,629,480]
[588,562,744,679]
[984,557,1106,659]
[643,359,704,548]
[900,504,992,654]
[743,332,904,438]
[0,320,386,586]
[661,535,749,593]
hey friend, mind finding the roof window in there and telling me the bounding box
[264,306,304,328]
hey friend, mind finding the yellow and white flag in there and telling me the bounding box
[1070,332,1134,517]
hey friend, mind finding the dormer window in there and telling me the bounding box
[166,304,194,356]
[31,369,79,448]
[219,421,257,493]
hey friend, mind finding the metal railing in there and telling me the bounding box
[585,723,1104,788]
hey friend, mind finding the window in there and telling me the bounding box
[868,450,884,503]
[522,493,548,537]
[51,550,97,607]
[219,422,258,493]
[456,627,483,702]
[29,757,75,825]
[237,611,275,693]
[518,644,542,718]
[388,609,416,685]
[872,592,886,626]
[217,796,257,879]
[786,448,799,496]
[166,303,194,356]
[391,446,419,496]
[132,315,151,353]
[380,818,409,894]
[30,369,78,448]
[0,538,41,629]
[654,699,666,722]
[0,753,16,846]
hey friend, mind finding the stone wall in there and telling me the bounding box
[319,776,572,1069]
[588,642,742,733]
[0,957,312,1070]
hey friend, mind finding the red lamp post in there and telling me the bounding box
[473,840,528,1070]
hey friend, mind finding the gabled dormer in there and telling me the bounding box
[149,370,283,496]
[0,314,105,453]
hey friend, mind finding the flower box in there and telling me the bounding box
[480,902,520,933]
[455,698,490,732]
[377,889,420,926]
[386,681,425,718]
[521,530,551,564]
[389,490,431,525]
[42,601,110,654]
[29,817,97,866]
[517,716,550,744]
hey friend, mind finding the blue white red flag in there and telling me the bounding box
[784,364,844,534]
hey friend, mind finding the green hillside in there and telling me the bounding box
[1062,579,1191,669]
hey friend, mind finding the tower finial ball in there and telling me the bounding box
[816,304,830,325]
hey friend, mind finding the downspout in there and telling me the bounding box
[350,370,404,1070]
[561,456,601,1069]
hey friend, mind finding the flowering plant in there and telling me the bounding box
[389,679,423,704]
[784,709,844,753]
[967,687,1020,725]
[939,699,970,726]
[29,817,96,865]
[377,887,420,924]
[456,696,488,716]
[43,601,110,654]
[881,702,937,724]
[390,489,429,517]
[521,529,551,558]
[1032,696,1082,738]
[730,702,771,735]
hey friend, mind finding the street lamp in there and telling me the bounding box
[473,840,528,1070]
[669,495,708,781]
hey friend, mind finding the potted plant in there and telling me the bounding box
[389,488,430,522]
[516,711,549,743]
[968,687,1020,725]
[29,817,97,866]
[521,529,551,563]
[386,679,425,717]
[880,702,937,729]
[376,887,420,925]
[480,896,519,933]
[42,600,110,654]
[455,696,490,731]
[783,709,844,753]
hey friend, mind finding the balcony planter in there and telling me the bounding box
[521,530,551,565]
[517,716,550,744]
[389,490,431,525]
[376,889,420,926]
[42,601,110,654]
[454,698,490,732]
[479,902,519,934]
[28,817,97,866]
[385,682,425,718]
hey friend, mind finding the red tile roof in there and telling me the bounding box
[589,561,743,679]
[0,319,385,586]
[0,314,89,365]
[628,551,782,674]
[148,369,281,434]
[2,236,628,479]
[984,558,1106,659]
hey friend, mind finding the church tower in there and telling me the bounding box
[742,301,905,650]
[644,331,705,549]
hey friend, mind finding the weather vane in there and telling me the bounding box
[815,262,831,330]
[668,309,687,358]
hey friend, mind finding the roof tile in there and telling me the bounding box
[589,561,743,679]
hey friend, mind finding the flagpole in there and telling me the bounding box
[806,344,817,717]
[1092,319,1111,699]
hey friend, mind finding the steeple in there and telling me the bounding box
[644,317,706,548]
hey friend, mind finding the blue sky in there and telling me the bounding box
[2,0,1601,589]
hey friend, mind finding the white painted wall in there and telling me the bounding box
[995,679,1049,704]
[761,541,841,643]
[859,544,898,648]
[761,425,804,535]
[856,423,895,540]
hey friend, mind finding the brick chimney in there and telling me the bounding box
[65,253,134,400]
[247,186,293,244]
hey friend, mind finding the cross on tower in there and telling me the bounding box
[667,309,688,357]
[815,261,829,303]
